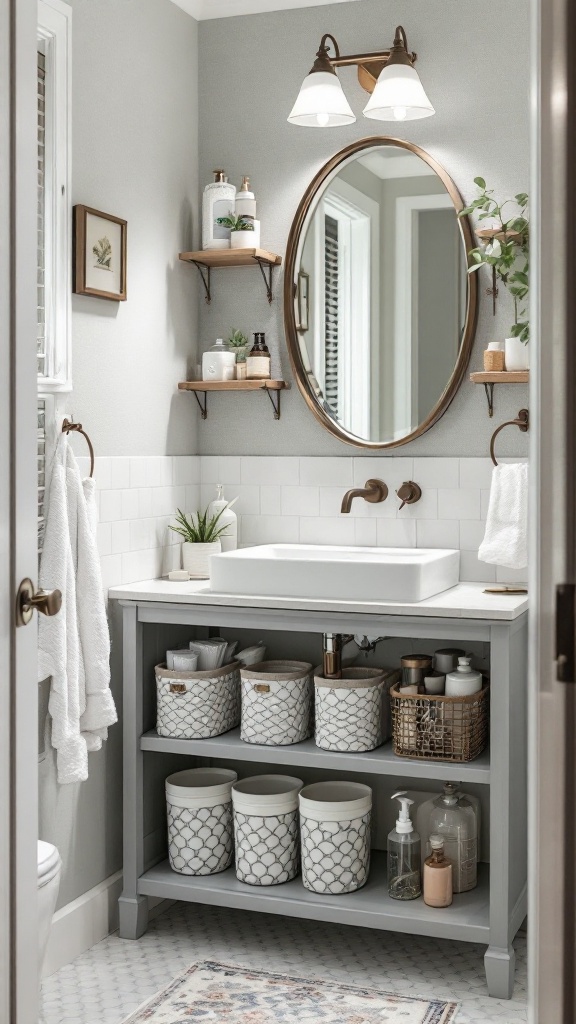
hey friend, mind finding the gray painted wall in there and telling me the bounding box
[68,0,199,458]
[197,0,530,456]
[38,0,200,909]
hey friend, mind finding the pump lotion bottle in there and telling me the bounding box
[387,791,421,901]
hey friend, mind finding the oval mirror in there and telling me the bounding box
[284,138,478,449]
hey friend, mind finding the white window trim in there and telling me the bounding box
[37,0,72,393]
[394,192,453,439]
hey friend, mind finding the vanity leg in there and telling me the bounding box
[484,945,516,999]
[118,603,149,939]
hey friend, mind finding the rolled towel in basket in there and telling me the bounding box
[478,462,528,569]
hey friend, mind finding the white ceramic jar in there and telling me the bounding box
[232,775,303,886]
[166,768,237,876]
[445,656,483,697]
[202,339,236,382]
[299,781,372,895]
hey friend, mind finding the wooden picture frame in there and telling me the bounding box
[73,205,127,300]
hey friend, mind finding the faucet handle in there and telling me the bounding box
[396,481,422,510]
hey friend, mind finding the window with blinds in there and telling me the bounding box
[37,52,46,379]
[324,215,339,414]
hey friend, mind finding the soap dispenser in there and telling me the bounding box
[445,656,483,697]
[423,835,453,908]
[387,791,421,901]
[202,170,236,250]
[209,485,238,553]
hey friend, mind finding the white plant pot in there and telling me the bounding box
[182,541,221,579]
[504,337,529,371]
[230,230,255,250]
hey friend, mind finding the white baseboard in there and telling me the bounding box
[43,871,172,977]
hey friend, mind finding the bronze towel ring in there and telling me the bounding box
[490,409,529,466]
[62,418,95,478]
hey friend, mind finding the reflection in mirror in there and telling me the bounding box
[288,140,476,448]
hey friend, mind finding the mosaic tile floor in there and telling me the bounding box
[40,901,528,1024]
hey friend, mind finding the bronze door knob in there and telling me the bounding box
[16,578,62,627]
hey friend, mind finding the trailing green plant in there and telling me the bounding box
[227,328,249,348]
[215,214,255,232]
[459,178,529,342]
[169,506,230,545]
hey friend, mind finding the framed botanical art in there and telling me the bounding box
[73,205,127,300]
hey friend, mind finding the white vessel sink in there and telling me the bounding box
[209,544,460,604]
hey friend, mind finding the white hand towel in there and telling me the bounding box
[38,437,117,783]
[77,475,117,750]
[478,462,528,569]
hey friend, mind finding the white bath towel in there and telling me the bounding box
[38,437,117,783]
[478,462,528,569]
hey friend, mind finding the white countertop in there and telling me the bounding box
[108,579,528,620]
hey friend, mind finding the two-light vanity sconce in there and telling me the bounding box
[288,25,434,127]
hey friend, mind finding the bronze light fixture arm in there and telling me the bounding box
[316,25,417,72]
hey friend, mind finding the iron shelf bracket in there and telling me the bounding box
[192,390,208,419]
[263,385,282,419]
[253,256,276,303]
[191,260,212,304]
[484,382,495,418]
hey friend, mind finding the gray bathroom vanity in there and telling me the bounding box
[110,579,528,999]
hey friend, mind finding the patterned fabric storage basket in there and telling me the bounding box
[155,661,240,739]
[232,775,303,886]
[390,682,490,762]
[314,667,400,752]
[299,781,372,895]
[240,661,313,746]
[166,768,237,876]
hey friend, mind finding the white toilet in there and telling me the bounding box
[37,841,62,974]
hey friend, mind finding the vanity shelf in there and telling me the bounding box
[470,370,529,417]
[179,248,282,304]
[141,729,491,785]
[139,854,491,945]
[178,379,290,420]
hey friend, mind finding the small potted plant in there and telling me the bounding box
[228,328,249,366]
[216,214,255,250]
[459,178,529,370]
[169,506,230,579]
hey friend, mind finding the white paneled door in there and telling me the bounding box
[0,0,45,1020]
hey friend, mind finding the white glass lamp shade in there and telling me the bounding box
[363,64,435,121]
[288,71,356,127]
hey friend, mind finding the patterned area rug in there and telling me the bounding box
[122,959,459,1023]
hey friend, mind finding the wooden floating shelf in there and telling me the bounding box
[179,248,282,304]
[178,379,290,420]
[470,371,529,384]
[470,370,529,417]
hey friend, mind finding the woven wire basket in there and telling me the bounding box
[390,682,490,762]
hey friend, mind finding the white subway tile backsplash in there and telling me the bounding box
[281,485,319,517]
[299,516,356,546]
[459,520,486,551]
[496,564,529,585]
[100,490,123,523]
[240,515,299,544]
[459,458,494,490]
[300,457,353,487]
[260,485,281,515]
[416,520,460,549]
[111,456,130,490]
[111,520,130,554]
[240,456,299,486]
[94,455,526,590]
[438,488,481,521]
[376,518,417,547]
[414,457,459,489]
[460,550,497,583]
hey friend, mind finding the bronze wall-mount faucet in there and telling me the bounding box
[341,478,388,514]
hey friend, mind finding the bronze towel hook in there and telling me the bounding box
[490,409,529,467]
[62,418,95,478]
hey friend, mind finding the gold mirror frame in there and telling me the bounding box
[283,137,478,450]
